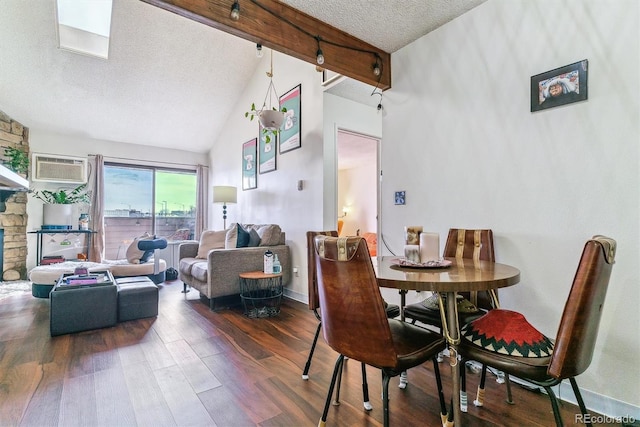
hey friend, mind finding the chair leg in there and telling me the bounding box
[504,372,514,404]
[303,321,322,380]
[319,355,344,427]
[333,358,344,406]
[570,378,592,427]
[460,363,468,412]
[473,365,487,407]
[381,372,391,427]
[398,370,408,389]
[361,362,372,411]
[543,386,564,427]
[432,357,449,426]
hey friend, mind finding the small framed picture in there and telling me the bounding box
[242,138,257,190]
[531,59,588,112]
[395,191,406,205]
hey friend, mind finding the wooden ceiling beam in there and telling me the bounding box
[140,0,391,90]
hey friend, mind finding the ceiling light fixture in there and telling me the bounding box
[315,36,324,65]
[256,43,263,58]
[235,0,387,104]
[373,58,381,76]
[230,1,240,21]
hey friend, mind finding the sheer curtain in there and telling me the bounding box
[195,164,208,238]
[89,154,105,262]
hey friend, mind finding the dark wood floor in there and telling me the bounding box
[0,280,620,426]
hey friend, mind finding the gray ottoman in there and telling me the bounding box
[50,279,118,336]
[116,276,159,322]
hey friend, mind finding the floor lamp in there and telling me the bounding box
[212,186,237,229]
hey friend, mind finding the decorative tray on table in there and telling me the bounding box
[391,258,452,269]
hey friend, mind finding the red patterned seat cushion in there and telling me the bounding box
[461,309,554,357]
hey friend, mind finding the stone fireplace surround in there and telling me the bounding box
[0,110,29,281]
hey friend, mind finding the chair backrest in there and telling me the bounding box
[548,236,616,379]
[443,228,495,308]
[314,236,398,367]
[306,231,338,311]
[443,228,495,262]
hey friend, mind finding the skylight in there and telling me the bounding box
[56,0,113,59]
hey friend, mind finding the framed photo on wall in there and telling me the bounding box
[242,138,257,190]
[279,84,301,154]
[258,123,277,174]
[531,59,588,112]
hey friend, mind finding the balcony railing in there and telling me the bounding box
[103,215,194,260]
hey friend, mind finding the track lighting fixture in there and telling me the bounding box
[230,1,240,21]
[234,2,386,90]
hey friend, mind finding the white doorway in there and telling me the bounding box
[336,129,379,239]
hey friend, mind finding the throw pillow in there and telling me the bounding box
[236,224,250,248]
[126,232,152,264]
[196,230,227,258]
[224,223,239,249]
[226,223,251,248]
[248,228,261,247]
[256,224,282,246]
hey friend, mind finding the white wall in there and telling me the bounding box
[382,0,639,415]
[26,130,208,270]
[208,51,326,301]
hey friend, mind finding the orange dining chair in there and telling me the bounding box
[458,235,616,427]
[314,236,448,427]
[403,228,512,408]
[303,231,400,411]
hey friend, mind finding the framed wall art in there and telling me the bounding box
[258,123,277,174]
[242,138,257,190]
[531,59,588,112]
[279,84,301,154]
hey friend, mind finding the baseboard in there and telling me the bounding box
[465,362,639,423]
[283,288,307,304]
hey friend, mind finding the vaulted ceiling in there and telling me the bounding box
[0,0,485,154]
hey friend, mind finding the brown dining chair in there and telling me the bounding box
[458,235,616,427]
[403,228,512,407]
[303,231,400,411]
[314,235,448,427]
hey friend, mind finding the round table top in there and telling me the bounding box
[376,256,520,292]
[239,271,283,280]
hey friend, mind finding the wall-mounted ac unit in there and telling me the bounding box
[32,154,88,184]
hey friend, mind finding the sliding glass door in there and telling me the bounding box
[103,163,196,259]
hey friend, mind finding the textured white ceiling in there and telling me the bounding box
[0,0,486,154]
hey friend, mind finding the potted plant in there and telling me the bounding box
[30,183,91,227]
[2,146,29,175]
[244,49,287,142]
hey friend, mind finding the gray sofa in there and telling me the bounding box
[178,224,291,310]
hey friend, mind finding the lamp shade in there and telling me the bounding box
[212,186,237,204]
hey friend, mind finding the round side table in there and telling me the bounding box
[239,271,283,318]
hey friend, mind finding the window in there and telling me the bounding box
[56,0,113,59]
[103,164,196,259]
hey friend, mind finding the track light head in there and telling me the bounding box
[230,1,240,20]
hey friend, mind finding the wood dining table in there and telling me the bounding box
[376,256,521,426]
